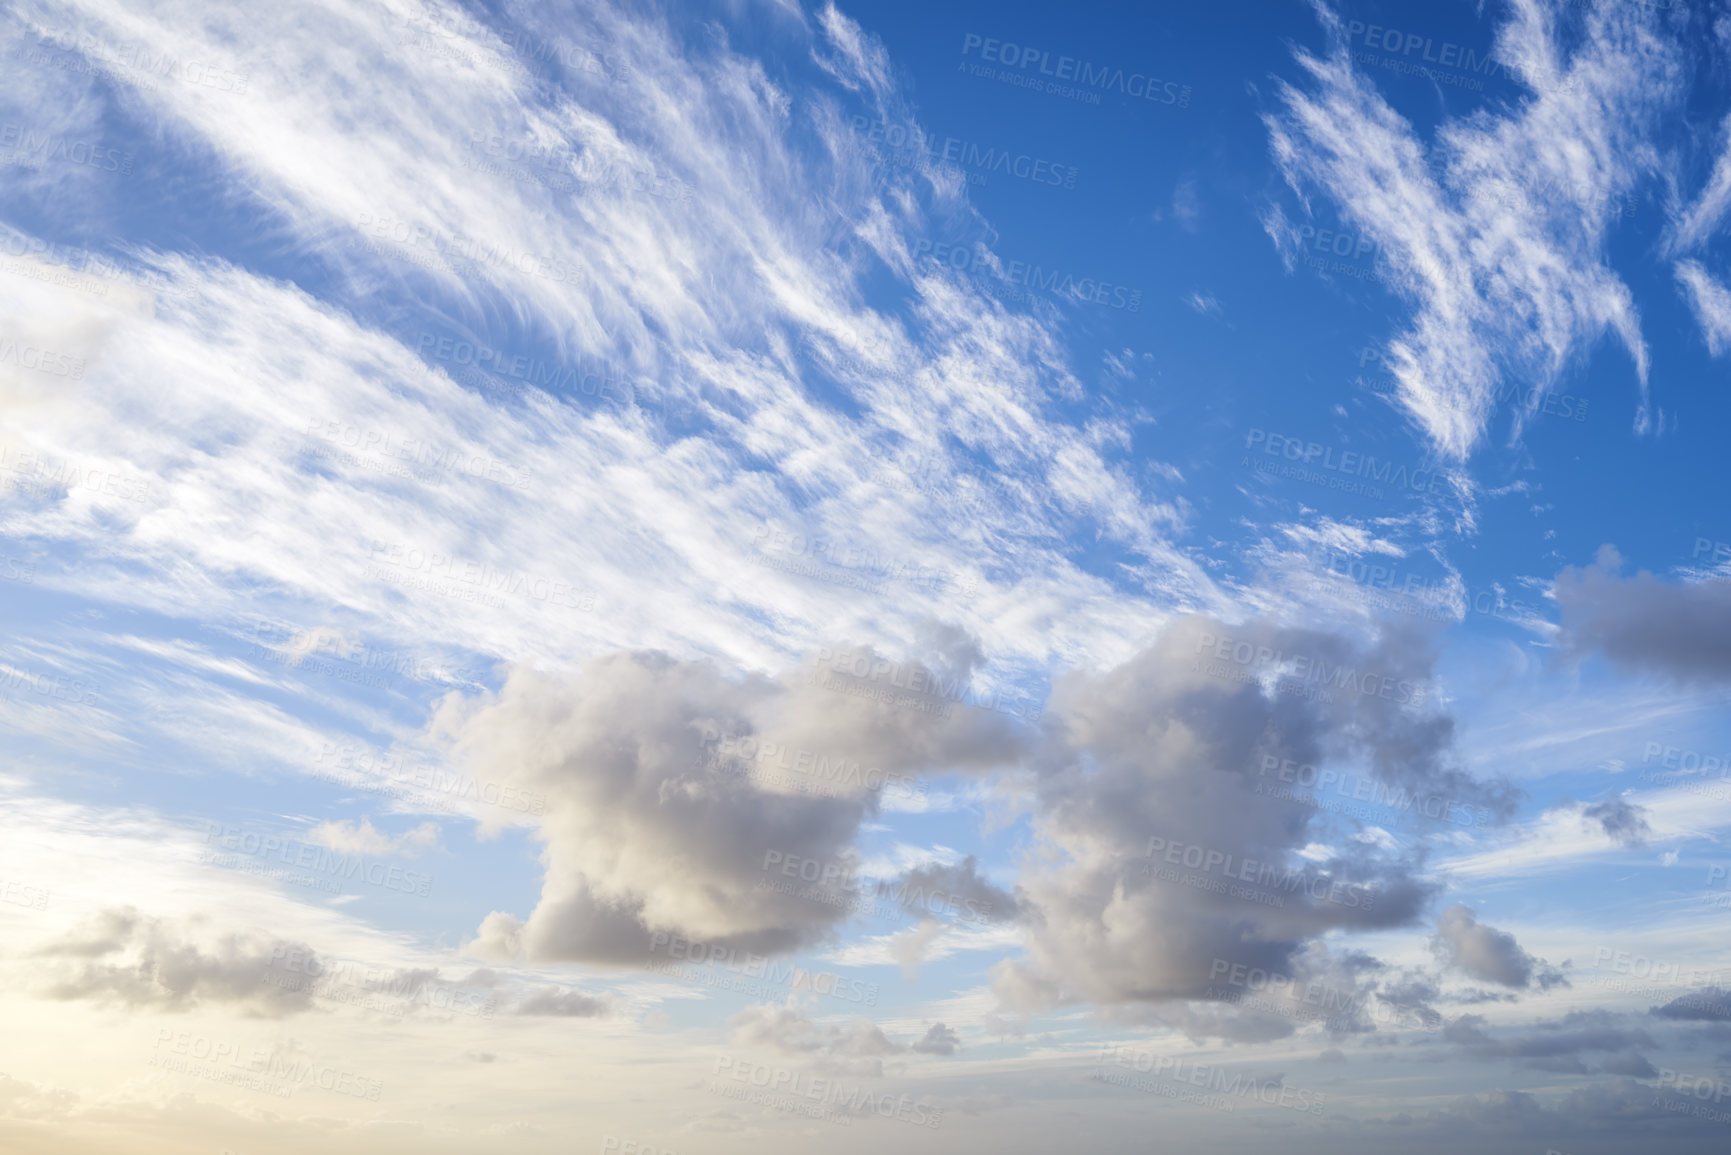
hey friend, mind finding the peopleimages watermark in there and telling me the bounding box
[243,618,446,689]
[808,647,1044,723]
[1343,20,1515,93]
[351,212,584,286]
[1256,755,1492,828]
[1243,429,1444,499]
[695,726,926,804]
[0,121,134,176]
[462,132,690,205]
[1192,630,1428,708]
[710,1056,942,1128]
[1361,356,1590,426]
[1692,537,1731,567]
[0,335,87,380]
[367,539,597,611]
[416,331,634,406]
[1297,221,1380,264]
[0,239,119,297]
[647,933,880,1007]
[0,663,99,706]
[749,523,975,598]
[1093,1044,1326,1115]
[1582,946,1731,996]
[1206,958,1439,1032]
[0,444,152,504]
[1636,742,1731,802]
[1481,175,1638,222]
[391,13,630,85]
[872,446,1015,517]
[312,742,547,816]
[1706,865,1731,912]
[847,116,1078,190]
[265,949,497,1019]
[757,849,998,926]
[601,1138,678,1155]
[958,33,1191,108]
[1654,1068,1731,1125]
[1140,836,1377,911]
[298,417,534,492]
[1303,548,1541,627]
[149,1031,382,1101]
[0,879,50,911]
[200,823,434,898]
[29,28,249,96]
[911,239,1143,312]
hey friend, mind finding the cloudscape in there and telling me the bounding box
[2,0,1730,1152]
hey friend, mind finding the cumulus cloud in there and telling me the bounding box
[885,919,949,982]
[514,986,609,1017]
[1581,795,1651,847]
[30,906,315,1015]
[1650,988,1731,1021]
[991,614,1508,1019]
[1432,905,1567,990]
[1443,1010,1654,1074]
[727,1003,903,1075]
[309,817,442,856]
[876,854,1020,925]
[1555,546,1731,683]
[912,1022,960,1056]
[440,647,1021,966]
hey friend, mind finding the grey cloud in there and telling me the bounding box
[1651,988,1731,1021]
[1443,1010,1655,1065]
[887,918,949,981]
[439,646,1021,966]
[1582,795,1652,847]
[876,855,1021,924]
[1556,546,1731,683]
[1597,1051,1659,1078]
[31,906,315,1015]
[1362,1078,1727,1146]
[1432,905,1567,990]
[727,1004,904,1075]
[912,1022,960,1055]
[514,986,609,1017]
[997,614,1475,1014]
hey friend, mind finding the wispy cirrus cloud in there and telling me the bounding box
[1265,0,1684,459]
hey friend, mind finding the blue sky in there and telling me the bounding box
[3,0,1731,1152]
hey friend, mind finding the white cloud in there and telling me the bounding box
[1675,259,1731,355]
[1265,0,1681,457]
[308,818,442,857]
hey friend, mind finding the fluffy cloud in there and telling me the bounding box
[993,614,1500,1017]
[1581,795,1651,847]
[309,817,442,856]
[439,645,1022,965]
[1431,905,1566,990]
[727,1003,904,1075]
[911,1022,960,1055]
[29,906,316,1015]
[1443,1009,1654,1075]
[1555,546,1731,683]
[1650,988,1731,1021]
[514,986,609,1017]
[876,854,1021,925]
